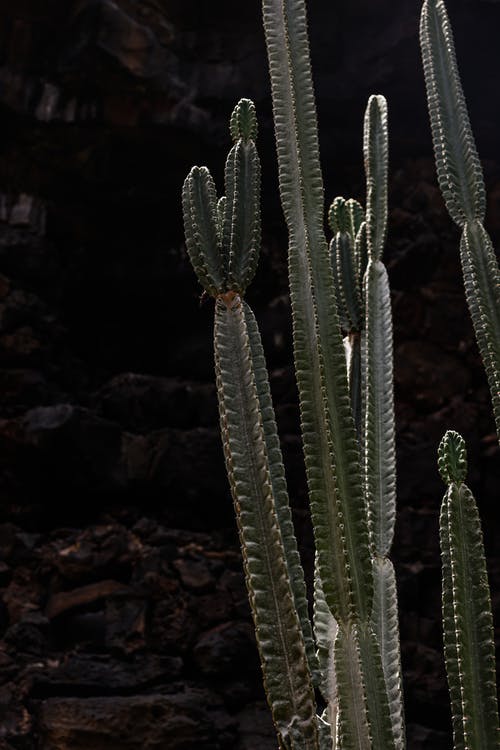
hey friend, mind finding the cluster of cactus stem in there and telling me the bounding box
[182,0,500,747]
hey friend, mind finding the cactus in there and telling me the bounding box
[183,100,320,746]
[328,96,404,750]
[420,0,500,441]
[182,1,500,748]
[328,197,366,437]
[438,432,500,749]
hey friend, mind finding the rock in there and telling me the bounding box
[149,590,198,655]
[46,580,131,619]
[395,341,470,412]
[45,524,140,582]
[38,690,235,750]
[92,373,217,432]
[105,595,146,653]
[4,611,49,656]
[235,702,275,750]
[0,406,126,505]
[30,653,182,697]
[172,557,214,592]
[193,621,257,678]
[123,427,230,526]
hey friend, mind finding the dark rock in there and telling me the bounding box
[234,702,275,750]
[395,341,470,412]
[30,653,182,698]
[123,427,230,527]
[196,589,233,629]
[93,373,217,432]
[45,524,140,582]
[0,562,12,587]
[193,621,257,678]
[0,406,126,507]
[38,690,235,750]
[4,611,49,656]
[149,589,198,655]
[45,580,131,619]
[105,595,146,654]
[172,557,214,592]
[3,567,43,624]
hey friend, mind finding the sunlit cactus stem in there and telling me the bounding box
[362,94,405,750]
[420,0,500,442]
[438,431,500,750]
[183,99,320,747]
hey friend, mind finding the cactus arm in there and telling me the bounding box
[330,236,350,332]
[419,0,485,227]
[363,260,396,556]
[371,558,405,750]
[262,0,372,625]
[336,233,362,331]
[223,101,261,292]
[460,222,500,440]
[245,302,319,685]
[215,295,319,748]
[364,96,389,261]
[182,166,224,296]
[438,432,500,750]
[346,199,365,242]
[420,0,500,443]
[362,94,405,750]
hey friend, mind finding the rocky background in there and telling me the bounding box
[0,0,499,748]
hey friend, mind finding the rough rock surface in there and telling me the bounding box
[0,1,499,749]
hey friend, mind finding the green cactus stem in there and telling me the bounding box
[362,95,405,750]
[183,99,319,746]
[438,431,500,750]
[420,0,500,443]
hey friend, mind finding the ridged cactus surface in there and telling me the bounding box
[438,432,500,750]
[420,0,500,441]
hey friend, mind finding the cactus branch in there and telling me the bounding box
[262,0,373,626]
[460,222,500,440]
[420,0,485,226]
[215,296,319,746]
[438,432,500,750]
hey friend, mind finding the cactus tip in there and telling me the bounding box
[438,430,468,484]
[230,99,258,142]
[328,196,350,234]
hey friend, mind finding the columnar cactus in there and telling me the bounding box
[420,0,500,442]
[438,431,500,749]
[182,1,500,748]
[183,100,320,747]
[326,95,404,750]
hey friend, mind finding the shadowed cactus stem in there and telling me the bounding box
[420,0,500,442]
[438,431,500,750]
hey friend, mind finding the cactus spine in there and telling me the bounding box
[420,0,500,441]
[438,432,500,750]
